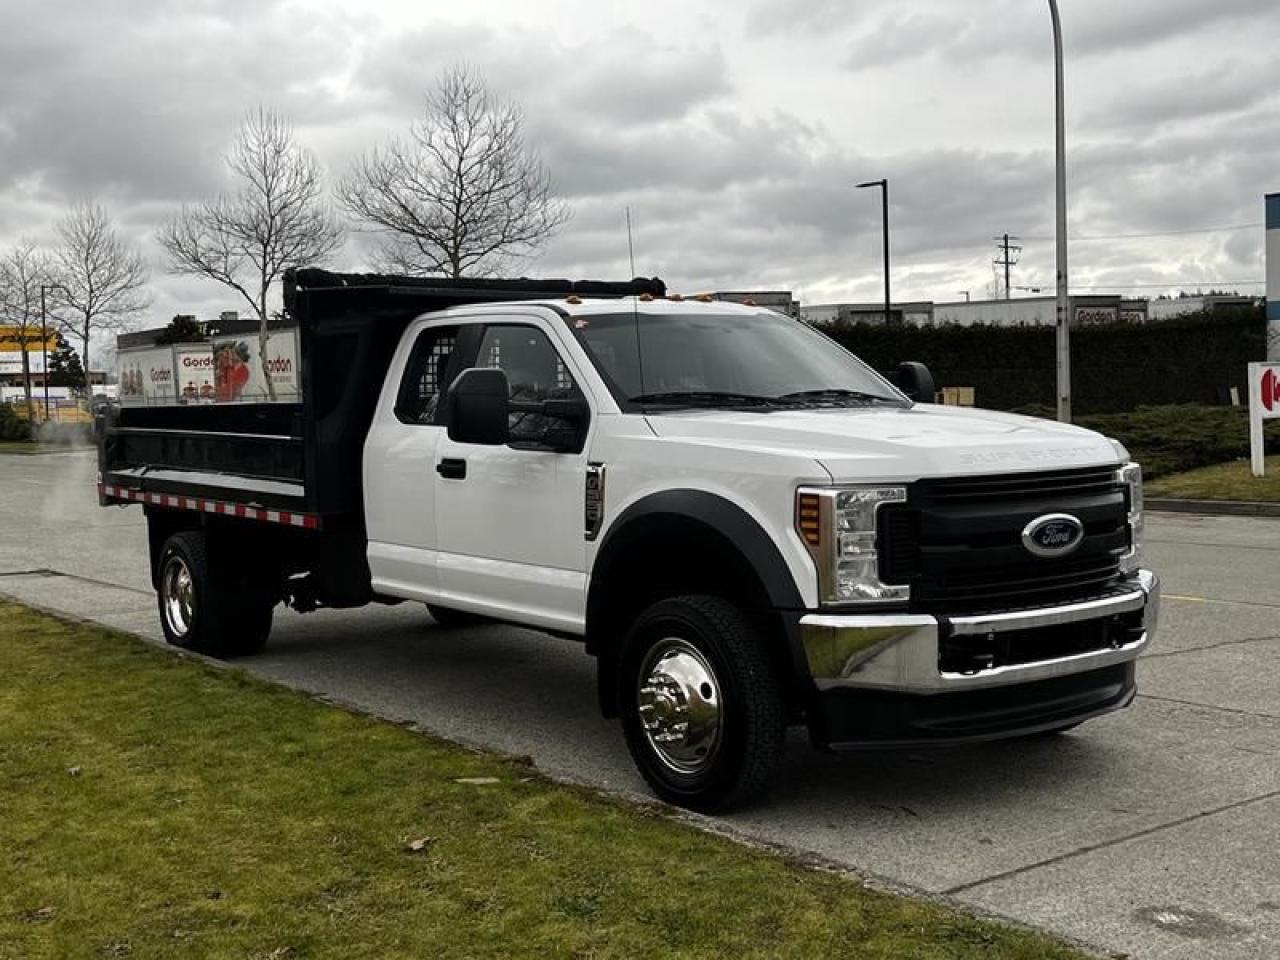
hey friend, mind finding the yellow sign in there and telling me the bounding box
[0,325,58,352]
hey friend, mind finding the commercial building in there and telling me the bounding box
[1147,295,1260,321]
[0,325,55,389]
[800,295,1147,328]
[799,301,934,326]
[932,295,1148,327]
[711,291,800,317]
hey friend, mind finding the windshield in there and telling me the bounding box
[563,309,907,409]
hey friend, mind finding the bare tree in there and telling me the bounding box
[338,64,570,278]
[158,107,342,399]
[0,240,58,424]
[54,202,150,401]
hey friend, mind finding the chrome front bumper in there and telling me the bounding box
[800,570,1160,694]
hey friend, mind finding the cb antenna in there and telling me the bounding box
[625,206,637,277]
[624,206,646,394]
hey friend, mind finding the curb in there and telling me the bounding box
[1148,498,1280,518]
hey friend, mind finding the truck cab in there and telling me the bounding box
[100,271,1159,811]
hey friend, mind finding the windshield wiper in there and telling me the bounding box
[631,391,777,408]
[776,389,896,405]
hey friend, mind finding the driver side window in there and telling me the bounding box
[475,325,583,447]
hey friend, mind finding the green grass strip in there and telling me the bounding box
[0,602,1089,960]
[1146,455,1280,502]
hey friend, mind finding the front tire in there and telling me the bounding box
[157,531,273,658]
[619,595,785,812]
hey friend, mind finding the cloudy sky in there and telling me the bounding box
[2,0,1278,345]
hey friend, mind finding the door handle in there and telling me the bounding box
[436,458,467,480]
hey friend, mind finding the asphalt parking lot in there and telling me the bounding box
[2,449,1278,959]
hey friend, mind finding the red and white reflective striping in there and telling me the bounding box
[98,484,319,529]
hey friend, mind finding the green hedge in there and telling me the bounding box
[824,307,1267,414]
[0,405,32,442]
[1071,405,1280,479]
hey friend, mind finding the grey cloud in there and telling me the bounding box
[746,0,890,35]
[554,39,731,124]
[835,0,1280,73]
[353,27,729,130]
[1085,59,1280,131]
[0,0,358,203]
[1071,0,1278,55]
[841,12,974,72]
[0,0,1275,324]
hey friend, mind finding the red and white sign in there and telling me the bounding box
[1248,362,1280,476]
[212,329,299,402]
[173,344,216,403]
[116,329,300,406]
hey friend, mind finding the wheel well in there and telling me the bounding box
[145,508,201,589]
[588,513,800,719]
[144,509,368,607]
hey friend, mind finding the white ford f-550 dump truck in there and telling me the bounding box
[99,269,1159,810]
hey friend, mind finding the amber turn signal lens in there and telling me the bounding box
[796,492,822,547]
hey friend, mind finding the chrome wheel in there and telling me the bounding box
[161,554,196,639]
[637,638,723,775]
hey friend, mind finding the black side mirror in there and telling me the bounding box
[895,361,937,403]
[540,396,590,423]
[446,368,510,445]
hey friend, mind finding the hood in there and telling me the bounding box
[644,404,1123,482]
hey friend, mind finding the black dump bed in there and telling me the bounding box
[99,269,665,526]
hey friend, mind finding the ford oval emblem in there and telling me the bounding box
[1021,513,1084,558]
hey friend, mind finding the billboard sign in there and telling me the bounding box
[0,351,48,375]
[116,328,300,406]
[173,344,216,403]
[212,328,299,402]
[118,347,177,406]
[1074,306,1118,326]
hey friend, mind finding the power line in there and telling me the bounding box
[1023,222,1263,242]
[1028,279,1265,290]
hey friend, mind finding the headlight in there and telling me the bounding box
[1117,462,1144,574]
[796,486,909,605]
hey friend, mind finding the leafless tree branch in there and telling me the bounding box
[54,202,150,400]
[337,64,571,278]
[158,107,342,399]
[0,239,58,423]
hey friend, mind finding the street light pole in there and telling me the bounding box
[1049,0,1071,422]
[856,179,892,325]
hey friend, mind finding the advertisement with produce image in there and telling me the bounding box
[213,329,299,402]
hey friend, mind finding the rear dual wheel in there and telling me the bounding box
[157,531,274,658]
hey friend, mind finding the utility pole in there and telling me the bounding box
[993,234,1022,300]
[1049,0,1071,422]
